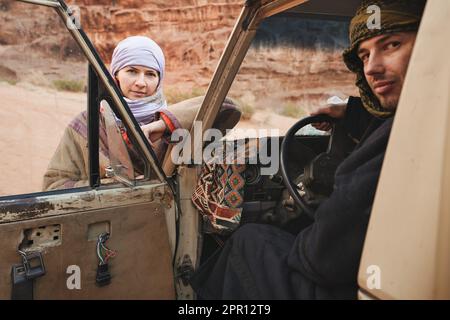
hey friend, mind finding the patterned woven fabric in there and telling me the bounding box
[192,156,246,234]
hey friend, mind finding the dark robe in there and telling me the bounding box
[190,97,394,299]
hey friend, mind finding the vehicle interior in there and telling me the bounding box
[189,0,363,279]
[172,0,450,300]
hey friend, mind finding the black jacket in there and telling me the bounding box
[289,99,392,294]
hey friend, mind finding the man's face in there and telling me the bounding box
[357,32,417,110]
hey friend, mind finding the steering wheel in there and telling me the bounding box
[280,114,345,219]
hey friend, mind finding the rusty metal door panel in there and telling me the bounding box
[0,201,175,299]
[0,184,170,224]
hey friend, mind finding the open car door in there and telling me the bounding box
[0,0,176,299]
[358,0,450,300]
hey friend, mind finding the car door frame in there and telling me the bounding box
[0,0,178,299]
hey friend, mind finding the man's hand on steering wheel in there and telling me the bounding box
[311,96,348,131]
[280,114,337,219]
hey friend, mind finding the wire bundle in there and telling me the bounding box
[96,232,117,265]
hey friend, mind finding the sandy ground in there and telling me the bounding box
[0,81,299,197]
[0,81,86,196]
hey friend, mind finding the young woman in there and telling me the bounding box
[43,36,241,191]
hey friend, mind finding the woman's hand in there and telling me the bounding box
[141,120,167,147]
[311,97,348,131]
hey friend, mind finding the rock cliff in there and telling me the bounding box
[0,0,357,114]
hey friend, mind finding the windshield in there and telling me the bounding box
[227,13,358,136]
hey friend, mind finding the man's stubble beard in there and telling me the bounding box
[379,95,400,110]
[372,80,403,110]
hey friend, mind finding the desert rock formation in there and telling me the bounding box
[0,0,357,111]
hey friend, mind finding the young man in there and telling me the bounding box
[190,0,427,299]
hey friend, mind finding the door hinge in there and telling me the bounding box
[175,255,194,286]
[153,186,173,209]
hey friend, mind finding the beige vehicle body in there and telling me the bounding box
[0,0,448,300]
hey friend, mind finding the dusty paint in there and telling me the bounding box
[0,183,172,224]
[154,188,174,209]
[0,201,55,219]
[0,199,176,299]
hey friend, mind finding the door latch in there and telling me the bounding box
[11,251,46,300]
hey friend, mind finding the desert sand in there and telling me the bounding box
[0,81,85,196]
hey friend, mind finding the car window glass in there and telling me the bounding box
[100,100,145,187]
[228,14,358,136]
[0,1,89,196]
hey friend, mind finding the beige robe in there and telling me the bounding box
[42,96,241,191]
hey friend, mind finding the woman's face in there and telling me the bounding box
[115,65,159,99]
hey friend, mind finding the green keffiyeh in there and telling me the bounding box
[343,0,427,117]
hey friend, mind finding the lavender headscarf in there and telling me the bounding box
[111,36,167,125]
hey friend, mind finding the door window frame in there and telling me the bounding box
[0,0,173,201]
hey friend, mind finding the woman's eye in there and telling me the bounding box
[127,69,136,74]
[146,72,157,77]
